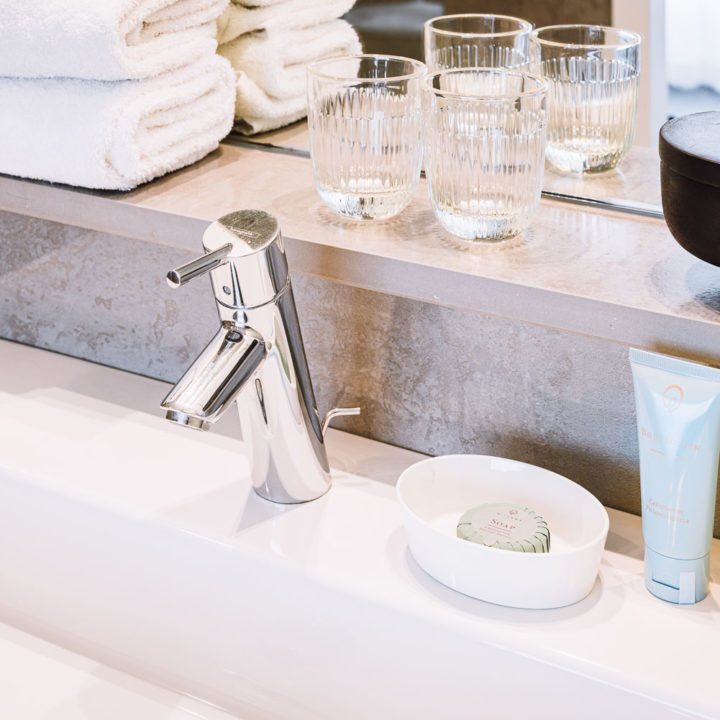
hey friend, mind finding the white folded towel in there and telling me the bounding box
[222,20,361,134]
[217,0,354,43]
[0,0,229,80]
[233,82,309,135]
[220,20,360,100]
[0,55,235,190]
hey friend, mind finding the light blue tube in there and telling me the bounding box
[630,348,720,604]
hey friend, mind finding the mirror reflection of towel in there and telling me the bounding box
[221,19,361,134]
[216,0,355,42]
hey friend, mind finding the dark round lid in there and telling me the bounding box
[659,111,720,188]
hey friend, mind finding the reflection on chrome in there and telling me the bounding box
[161,210,359,503]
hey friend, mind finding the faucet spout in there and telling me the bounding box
[161,323,265,431]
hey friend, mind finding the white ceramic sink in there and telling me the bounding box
[0,340,719,719]
[0,622,237,720]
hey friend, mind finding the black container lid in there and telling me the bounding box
[659,111,720,188]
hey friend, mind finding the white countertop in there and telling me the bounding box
[0,339,718,719]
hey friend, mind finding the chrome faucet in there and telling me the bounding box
[161,210,359,503]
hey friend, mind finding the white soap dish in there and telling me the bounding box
[396,455,609,609]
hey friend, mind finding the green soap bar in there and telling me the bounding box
[456,503,550,553]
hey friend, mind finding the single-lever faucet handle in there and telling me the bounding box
[166,243,233,288]
[321,407,361,436]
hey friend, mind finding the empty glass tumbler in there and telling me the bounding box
[531,25,641,174]
[423,69,547,242]
[424,14,532,71]
[306,54,426,220]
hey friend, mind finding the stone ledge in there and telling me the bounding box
[1,142,719,361]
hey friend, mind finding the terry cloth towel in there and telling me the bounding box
[0,55,235,191]
[222,20,361,134]
[0,0,229,80]
[220,19,360,101]
[216,0,354,43]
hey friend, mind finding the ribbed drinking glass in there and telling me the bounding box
[307,54,426,220]
[424,14,532,71]
[423,68,547,242]
[531,25,641,174]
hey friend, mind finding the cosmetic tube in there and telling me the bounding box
[629,348,720,604]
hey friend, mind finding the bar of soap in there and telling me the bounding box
[456,503,550,552]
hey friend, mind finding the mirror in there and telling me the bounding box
[234,0,720,220]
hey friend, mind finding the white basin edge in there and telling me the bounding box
[0,339,718,719]
[0,621,237,720]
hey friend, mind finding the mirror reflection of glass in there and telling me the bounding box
[530,25,641,175]
[424,14,532,71]
[238,0,716,219]
[342,0,663,215]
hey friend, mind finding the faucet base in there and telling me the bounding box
[252,484,332,505]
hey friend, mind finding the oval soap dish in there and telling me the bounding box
[397,455,609,609]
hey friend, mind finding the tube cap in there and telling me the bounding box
[644,546,709,604]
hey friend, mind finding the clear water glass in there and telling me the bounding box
[424,14,532,72]
[306,54,426,220]
[531,25,641,174]
[423,68,547,242]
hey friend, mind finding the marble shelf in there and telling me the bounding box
[0,141,717,360]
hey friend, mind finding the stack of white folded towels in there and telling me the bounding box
[217,0,361,134]
[0,0,236,190]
